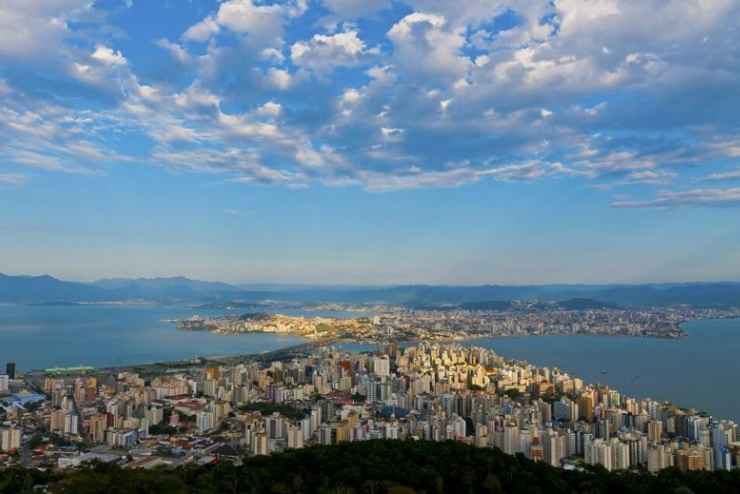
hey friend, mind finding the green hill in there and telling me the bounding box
[2,440,739,494]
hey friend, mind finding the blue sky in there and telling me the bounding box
[1,0,739,284]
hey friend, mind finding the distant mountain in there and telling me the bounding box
[319,283,740,308]
[458,300,514,311]
[0,274,258,304]
[92,276,243,301]
[0,273,738,308]
[592,283,740,308]
[0,273,109,303]
[555,298,620,310]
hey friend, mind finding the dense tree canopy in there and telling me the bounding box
[1,440,739,494]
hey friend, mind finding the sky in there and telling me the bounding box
[1,0,739,285]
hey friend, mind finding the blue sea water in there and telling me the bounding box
[0,304,737,422]
[336,319,740,422]
[465,318,740,422]
[0,304,307,371]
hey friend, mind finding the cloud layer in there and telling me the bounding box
[1,0,739,207]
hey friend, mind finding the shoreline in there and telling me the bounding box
[16,316,740,377]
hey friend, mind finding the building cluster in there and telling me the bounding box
[177,313,379,340]
[374,307,707,339]
[1,346,738,473]
[1,362,23,454]
[175,305,740,343]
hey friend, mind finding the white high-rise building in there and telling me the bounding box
[64,413,79,435]
[503,422,520,455]
[196,411,214,433]
[287,424,304,449]
[0,427,21,452]
[373,356,390,378]
[0,374,9,393]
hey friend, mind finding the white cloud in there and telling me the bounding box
[156,39,191,63]
[291,30,371,74]
[216,0,283,36]
[256,101,282,117]
[388,12,446,38]
[174,83,221,110]
[612,188,740,208]
[387,12,470,80]
[0,173,26,186]
[184,0,309,45]
[11,149,90,174]
[182,16,220,42]
[0,0,91,58]
[265,68,293,90]
[91,45,127,67]
[380,127,404,141]
[704,168,740,182]
[260,47,285,63]
[341,88,362,104]
[2,0,740,205]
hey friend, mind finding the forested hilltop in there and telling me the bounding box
[2,441,740,494]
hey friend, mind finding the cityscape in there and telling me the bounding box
[174,304,740,341]
[2,0,740,492]
[1,327,739,474]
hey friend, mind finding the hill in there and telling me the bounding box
[92,277,244,301]
[1,273,739,308]
[0,273,109,303]
[1,440,738,494]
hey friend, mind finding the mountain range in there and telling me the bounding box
[1,273,739,308]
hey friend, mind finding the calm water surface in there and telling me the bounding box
[1,305,737,421]
[466,318,740,422]
[337,319,740,422]
[0,304,307,370]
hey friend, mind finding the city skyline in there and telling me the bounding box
[2,0,740,283]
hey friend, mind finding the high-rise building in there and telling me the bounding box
[373,355,390,378]
[0,427,21,452]
[578,393,595,421]
[648,420,663,443]
[5,362,16,380]
[0,374,8,393]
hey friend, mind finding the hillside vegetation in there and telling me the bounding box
[2,440,739,494]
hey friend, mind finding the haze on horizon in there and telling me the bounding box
[1,1,739,285]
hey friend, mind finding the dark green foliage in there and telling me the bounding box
[149,424,180,436]
[503,388,522,400]
[556,298,619,310]
[238,402,307,420]
[1,440,739,494]
[459,301,513,311]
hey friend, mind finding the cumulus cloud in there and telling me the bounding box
[0,0,92,58]
[264,68,293,90]
[91,45,127,67]
[256,101,282,117]
[184,0,308,47]
[182,16,220,42]
[1,0,740,206]
[156,39,191,64]
[387,12,470,80]
[291,30,374,75]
